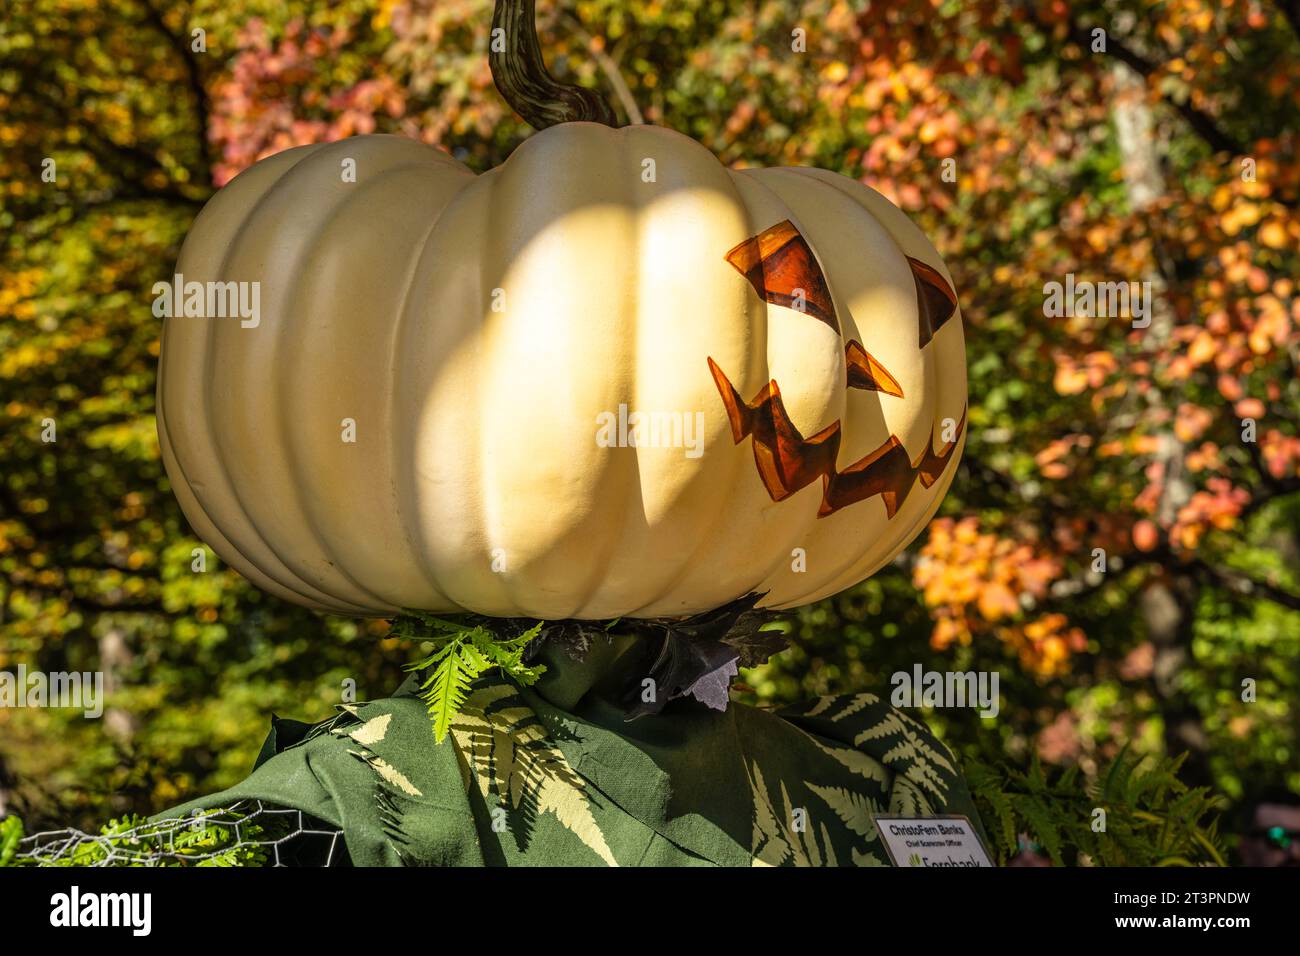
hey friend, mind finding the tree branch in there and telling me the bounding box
[1020,3,1246,157]
[1190,559,1300,611]
[1070,21,1244,156]
[562,14,644,125]
[138,0,213,184]
[1276,1,1300,44]
[19,84,200,206]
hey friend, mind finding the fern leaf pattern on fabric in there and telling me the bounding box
[154,664,988,867]
[744,761,841,867]
[763,689,986,863]
[806,783,882,842]
[451,682,617,866]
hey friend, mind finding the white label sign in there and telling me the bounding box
[872,814,994,867]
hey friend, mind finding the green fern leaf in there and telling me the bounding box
[401,614,549,740]
[469,622,546,683]
[1016,795,1065,866]
[0,816,23,867]
[416,636,488,742]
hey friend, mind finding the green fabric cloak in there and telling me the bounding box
[159,640,987,866]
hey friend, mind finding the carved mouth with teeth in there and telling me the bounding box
[708,219,965,519]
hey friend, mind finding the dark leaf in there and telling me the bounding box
[522,619,613,663]
[640,592,789,668]
[622,631,740,719]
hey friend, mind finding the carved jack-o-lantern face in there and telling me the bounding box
[708,219,965,520]
[157,124,967,620]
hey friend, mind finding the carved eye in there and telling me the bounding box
[726,219,906,398]
[908,256,958,348]
[725,219,839,332]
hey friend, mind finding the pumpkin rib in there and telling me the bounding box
[210,142,422,613]
[614,148,795,618]
[197,144,367,610]
[380,160,476,612]
[275,145,463,611]
[477,156,533,617]
[176,144,376,613]
[569,126,646,618]
[204,141,421,613]
[708,168,848,610]
[383,166,476,614]
[283,159,467,611]
[547,125,673,618]
[599,126,760,618]
[810,173,966,604]
[764,175,941,606]
[398,166,503,614]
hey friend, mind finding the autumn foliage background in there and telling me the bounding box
[1,0,1298,850]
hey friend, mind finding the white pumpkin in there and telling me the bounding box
[157,123,966,619]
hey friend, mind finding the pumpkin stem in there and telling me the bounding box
[490,0,619,129]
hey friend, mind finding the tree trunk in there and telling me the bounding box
[98,624,140,742]
[1110,58,1207,783]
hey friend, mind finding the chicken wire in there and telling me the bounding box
[12,800,345,867]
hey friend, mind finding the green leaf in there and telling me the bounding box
[417,637,483,742]
[0,817,24,867]
[966,750,1226,867]
[400,614,549,741]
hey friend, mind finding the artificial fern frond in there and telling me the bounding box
[412,636,488,742]
[401,614,547,742]
[967,762,1017,858]
[469,622,546,685]
[392,609,478,640]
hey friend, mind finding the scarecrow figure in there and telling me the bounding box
[164,602,986,866]
[156,0,985,865]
